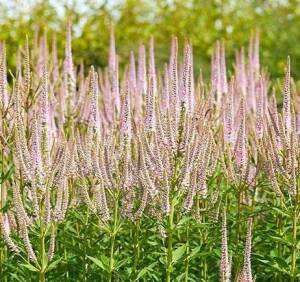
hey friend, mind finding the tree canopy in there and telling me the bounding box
[0,0,299,78]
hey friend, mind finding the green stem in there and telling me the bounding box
[39,272,45,282]
[290,208,298,281]
[202,211,208,281]
[276,199,283,282]
[108,196,119,282]
[38,193,48,282]
[83,208,90,281]
[166,201,175,282]
[184,220,190,282]
[132,220,140,281]
[0,147,4,278]
[64,225,69,280]
[236,191,241,246]
[39,223,46,282]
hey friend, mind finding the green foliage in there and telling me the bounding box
[0,1,300,281]
[1,0,300,78]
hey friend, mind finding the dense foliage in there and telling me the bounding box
[0,17,300,282]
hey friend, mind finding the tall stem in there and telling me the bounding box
[108,196,119,282]
[83,208,90,281]
[38,195,47,282]
[39,272,45,282]
[132,220,140,280]
[166,201,175,282]
[0,146,5,278]
[202,210,208,281]
[276,199,283,282]
[39,222,46,282]
[290,208,298,281]
[236,190,241,246]
[184,220,190,282]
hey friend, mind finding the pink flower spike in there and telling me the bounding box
[283,56,291,133]
[120,76,132,140]
[220,40,228,94]
[137,43,147,96]
[149,36,157,93]
[162,63,169,113]
[145,75,156,132]
[169,36,178,115]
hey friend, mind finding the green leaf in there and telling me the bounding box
[0,166,14,183]
[269,236,292,246]
[9,273,27,282]
[188,246,201,259]
[172,244,186,264]
[270,264,289,274]
[175,273,185,281]
[87,256,105,271]
[136,262,158,280]
[20,263,39,272]
[0,200,11,213]
[136,267,148,280]
[100,254,110,269]
[256,258,270,265]
[273,257,289,269]
[271,207,290,217]
[115,257,129,269]
[176,216,191,227]
[46,258,62,272]
[42,252,49,272]
[159,256,165,265]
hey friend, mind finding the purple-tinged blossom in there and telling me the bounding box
[129,51,137,92]
[47,231,56,261]
[51,33,59,82]
[169,37,178,115]
[31,113,44,183]
[236,48,247,94]
[37,34,48,77]
[181,42,192,107]
[20,222,37,263]
[224,81,234,145]
[220,209,231,282]
[0,214,20,255]
[212,41,222,107]
[236,96,247,172]
[145,75,156,131]
[0,42,8,108]
[220,40,228,94]
[188,45,195,113]
[149,36,157,93]
[120,77,132,140]
[161,63,169,113]
[283,56,291,133]
[63,21,76,111]
[137,43,147,96]
[40,66,49,122]
[89,66,100,134]
[240,218,253,282]
[255,77,264,139]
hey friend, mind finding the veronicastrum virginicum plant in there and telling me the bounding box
[0,22,299,282]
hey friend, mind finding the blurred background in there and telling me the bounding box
[0,0,299,78]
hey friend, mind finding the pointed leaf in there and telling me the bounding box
[20,263,39,272]
[87,256,105,271]
[172,244,186,264]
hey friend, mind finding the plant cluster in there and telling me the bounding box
[0,24,299,281]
